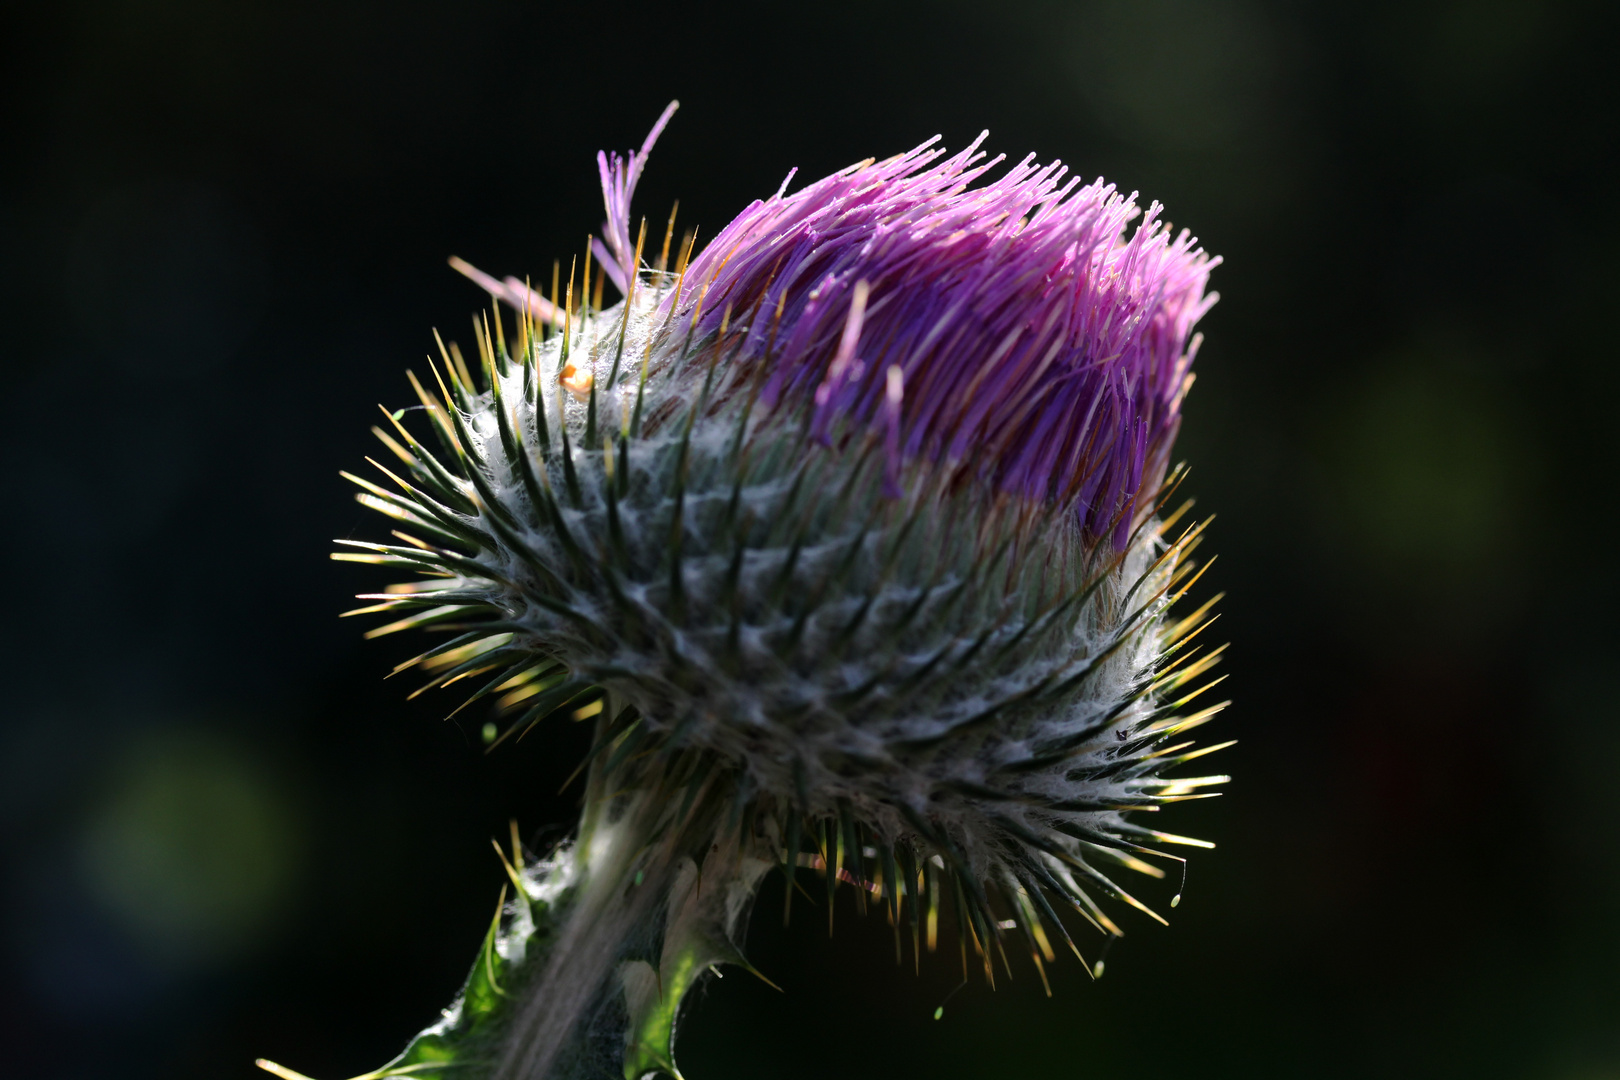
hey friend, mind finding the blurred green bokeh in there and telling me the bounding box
[79,730,301,967]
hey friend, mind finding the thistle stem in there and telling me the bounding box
[483,718,770,1080]
[495,788,681,1080]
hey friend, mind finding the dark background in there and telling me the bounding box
[3,1,1617,1077]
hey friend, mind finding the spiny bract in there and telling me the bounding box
[325,102,1228,1080]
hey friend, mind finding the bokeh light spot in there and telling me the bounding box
[78,728,302,969]
[1331,356,1524,574]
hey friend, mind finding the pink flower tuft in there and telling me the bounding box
[646,132,1219,543]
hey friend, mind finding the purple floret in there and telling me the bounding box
[613,133,1219,542]
[585,114,1220,544]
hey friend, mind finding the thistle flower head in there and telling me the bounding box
[333,103,1228,1078]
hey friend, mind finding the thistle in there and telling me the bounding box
[264,101,1227,1080]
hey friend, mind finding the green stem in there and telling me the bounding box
[259,693,780,1080]
[494,786,682,1079]
[258,754,776,1080]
